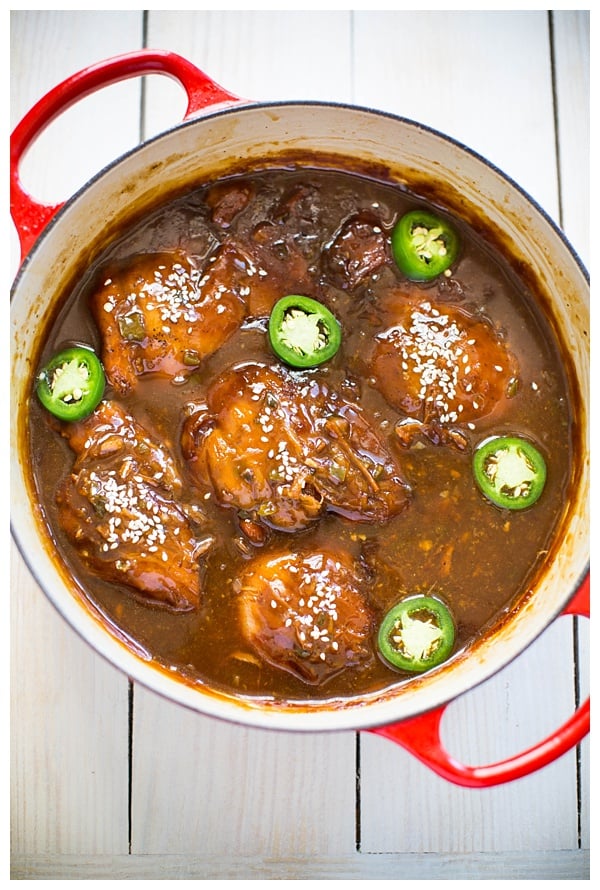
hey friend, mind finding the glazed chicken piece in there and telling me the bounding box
[240,184,323,317]
[234,547,374,685]
[205,181,254,228]
[206,180,322,317]
[243,226,314,317]
[368,290,519,446]
[181,362,411,532]
[62,400,183,493]
[90,248,248,393]
[325,212,390,290]
[55,401,213,611]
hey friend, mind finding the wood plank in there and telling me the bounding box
[10,850,590,881]
[552,10,590,267]
[131,689,357,856]
[353,11,559,218]
[360,622,580,853]
[10,9,144,857]
[143,9,353,131]
[353,10,583,854]
[551,11,590,852]
[131,10,358,859]
[10,544,130,855]
[10,10,144,208]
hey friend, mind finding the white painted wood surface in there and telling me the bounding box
[10,10,589,879]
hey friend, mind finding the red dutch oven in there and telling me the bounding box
[10,51,590,788]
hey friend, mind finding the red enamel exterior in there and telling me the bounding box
[370,576,589,787]
[10,49,239,260]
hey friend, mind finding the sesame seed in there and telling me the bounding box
[85,470,173,556]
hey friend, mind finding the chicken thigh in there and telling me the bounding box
[90,249,248,393]
[368,289,518,445]
[181,362,411,532]
[56,401,212,610]
[235,547,374,685]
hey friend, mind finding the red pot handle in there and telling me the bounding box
[369,572,590,787]
[10,49,240,262]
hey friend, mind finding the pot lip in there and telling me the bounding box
[10,96,590,733]
[11,97,590,293]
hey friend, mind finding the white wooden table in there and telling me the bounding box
[10,10,589,880]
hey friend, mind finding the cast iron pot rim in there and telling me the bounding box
[10,97,590,733]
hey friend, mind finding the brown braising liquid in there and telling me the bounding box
[28,167,574,703]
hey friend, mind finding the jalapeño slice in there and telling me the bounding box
[391,209,460,281]
[473,435,547,510]
[378,595,455,673]
[36,345,106,421]
[268,295,341,369]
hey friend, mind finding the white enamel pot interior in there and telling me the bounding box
[11,98,589,734]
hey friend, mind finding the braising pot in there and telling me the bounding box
[10,51,590,787]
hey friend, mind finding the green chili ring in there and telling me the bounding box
[36,345,106,422]
[378,594,456,673]
[473,435,547,510]
[268,295,342,369]
[391,209,460,281]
